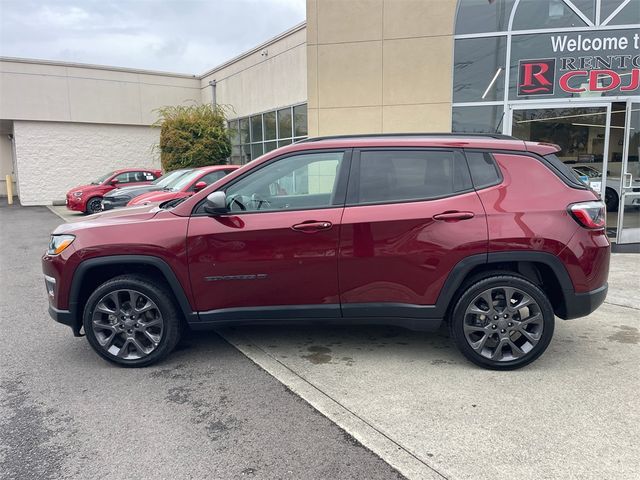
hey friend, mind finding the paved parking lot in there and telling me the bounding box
[0,203,403,480]
[5,202,639,480]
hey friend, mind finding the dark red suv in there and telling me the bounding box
[43,134,610,369]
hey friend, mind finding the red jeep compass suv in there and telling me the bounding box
[43,134,610,370]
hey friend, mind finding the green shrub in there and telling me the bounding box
[156,104,232,171]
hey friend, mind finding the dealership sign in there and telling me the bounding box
[518,31,640,96]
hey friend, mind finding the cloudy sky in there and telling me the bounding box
[0,0,306,74]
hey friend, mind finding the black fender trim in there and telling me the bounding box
[68,255,197,331]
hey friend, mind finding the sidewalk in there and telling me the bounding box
[220,254,640,480]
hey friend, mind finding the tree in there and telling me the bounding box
[156,104,232,171]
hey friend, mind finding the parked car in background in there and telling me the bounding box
[44,134,609,370]
[571,165,640,211]
[101,169,193,211]
[66,168,162,214]
[128,165,239,207]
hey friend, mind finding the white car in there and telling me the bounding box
[571,165,640,212]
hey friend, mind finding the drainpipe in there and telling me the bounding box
[209,80,217,107]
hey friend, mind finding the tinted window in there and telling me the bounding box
[455,0,515,34]
[114,172,145,184]
[354,150,472,204]
[191,170,228,190]
[465,152,502,188]
[225,152,344,212]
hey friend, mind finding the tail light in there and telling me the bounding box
[568,201,606,229]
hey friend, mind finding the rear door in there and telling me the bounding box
[338,148,488,318]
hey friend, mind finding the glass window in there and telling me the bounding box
[278,138,293,148]
[192,170,228,190]
[228,120,239,146]
[115,171,146,184]
[606,0,640,25]
[250,115,263,142]
[453,36,507,103]
[278,108,293,139]
[239,118,250,144]
[455,0,515,34]
[264,141,278,153]
[241,145,251,164]
[293,104,308,137]
[264,111,277,140]
[251,143,263,160]
[465,152,502,188]
[225,151,344,212]
[452,105,505,133]
[513,0,588,30]
[355,150,472,204]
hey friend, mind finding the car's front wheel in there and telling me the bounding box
[85,196,103,214]
[449,274,554,370]
[83,275,182,367]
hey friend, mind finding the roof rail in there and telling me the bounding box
[296,132,517,143]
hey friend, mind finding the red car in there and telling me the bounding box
[66,168,162,214]
[43,134,609,369]
[127,165,239,207]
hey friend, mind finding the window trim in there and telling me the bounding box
[191,148,353,216]
[345,147,476,207]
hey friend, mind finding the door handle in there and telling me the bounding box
[291,221,333,233]
[433,211,475,221]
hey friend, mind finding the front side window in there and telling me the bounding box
[352,150,472,204]
[225,151,344,212]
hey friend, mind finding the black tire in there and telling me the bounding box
[83,275,182,367]
[449,274,555,370]
[605,187,618,212]
[85,196,103,214]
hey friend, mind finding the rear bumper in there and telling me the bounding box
[558,283,608,320]
[101,198,128,210]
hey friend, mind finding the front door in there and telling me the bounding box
[187,149,349,320]
[617,101,640,245]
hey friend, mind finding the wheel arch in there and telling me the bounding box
[436,251,574,320]
[68,255,196,335]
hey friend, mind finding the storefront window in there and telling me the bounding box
[512,0,588,30]
[455,0,515,34]
[607,0,640,25]
[228,104,307,164]
[453,105,505,133]
[453,37,507,103]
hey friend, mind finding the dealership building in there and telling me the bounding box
[0,0,638,244]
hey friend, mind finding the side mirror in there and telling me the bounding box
[203,191,228,215]
[110,179,119,185]
[194,181,207,192]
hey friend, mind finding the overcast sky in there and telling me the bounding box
[0,0,306,74]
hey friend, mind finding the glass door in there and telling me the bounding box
[616,101,640,245]
[509,103,615,231]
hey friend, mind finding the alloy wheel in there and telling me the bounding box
[91,289,164,360]
[87,198,103,214]
[462,286,544,362]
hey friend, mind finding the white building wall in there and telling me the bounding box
[13,121,160,205]
[0,133,14,197]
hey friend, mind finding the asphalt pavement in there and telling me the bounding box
[0,202,404,480]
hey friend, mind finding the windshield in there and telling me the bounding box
[92,171,116,185]
[154,169,192,188]
[168,169,205,191]
[573,166,601,179]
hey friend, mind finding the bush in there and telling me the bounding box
[156,104,232,171]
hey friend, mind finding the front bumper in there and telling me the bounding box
[558,283,608,320]
[66,195,84,212]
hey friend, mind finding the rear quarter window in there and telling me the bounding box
[465,152,502,189]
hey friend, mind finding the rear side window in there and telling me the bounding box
[192,170,227,190]
[465,152,502,189]
[352,150,472,204]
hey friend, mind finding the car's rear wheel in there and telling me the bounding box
[85,197,103,214]
[605,187,618,212]
[449,274,554,370]
[83,275,182,367]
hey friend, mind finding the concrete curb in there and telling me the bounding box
[219,327,453,480]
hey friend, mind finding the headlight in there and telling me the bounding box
[73,191,83,197]
[47,234,75,255]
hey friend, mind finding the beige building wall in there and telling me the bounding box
[14,121,160,205]
[307,0,457,136]
[200,23,307,119]
[0,131,15,197]
[0,58,201,126]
